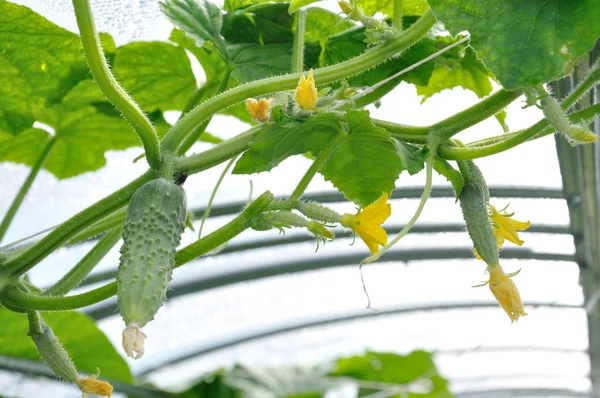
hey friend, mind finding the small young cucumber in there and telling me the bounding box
[117,178,186,358]
[458,161,499,266]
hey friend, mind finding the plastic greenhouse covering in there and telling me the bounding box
[0,0,598,397]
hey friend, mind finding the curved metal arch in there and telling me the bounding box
[192,186,565,219]
[77,223,572,288]
[85,248,576,319]
[456,388,592,397]
[135,301,581,376]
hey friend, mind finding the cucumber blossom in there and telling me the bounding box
[458,161,499,266]
[117,178,186,358]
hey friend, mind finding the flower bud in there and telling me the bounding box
[245,97,274,123]
[78,376,114,397]
[488,265,527,323]
[307,221,335,240]
[295,69,318,110]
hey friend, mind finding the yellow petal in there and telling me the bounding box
[78,377,113,397]
[295,69,318,110]
[245,98,273,122]
[488,265,527,323]
[359,193,391,225]
[355,223,388,248]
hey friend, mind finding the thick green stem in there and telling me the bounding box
[0,192,274,311]
[289,134,347,200]
[0,137,56,244]
[0,170,157,280]
[393,0,402,30]
[438,102,600,160]
[433,89,523,140]
[362,145,435,264]
[291,10,307,73]
[177,69,233,155]
[43,227,122,296]
[66,207,127,245]
[72,0,161,170]
[160,10,437,152]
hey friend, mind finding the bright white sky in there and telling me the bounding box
[0,1,588,397]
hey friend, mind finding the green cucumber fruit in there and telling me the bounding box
[117,178,186,358]
[458,161,499,265]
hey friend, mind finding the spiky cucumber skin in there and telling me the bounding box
[117,178,186,328]
[458,161,499,266]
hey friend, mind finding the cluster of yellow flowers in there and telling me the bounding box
[246,71,533,322]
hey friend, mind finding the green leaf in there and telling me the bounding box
[304,8,354,45]
[428,0,600,89]
[330,350,453,398]
[416,36,493,102]
[0,2,88,104]
[396,141,426,175]
[356,0,429,17]
[0,308,132,383]
[0,102,139,179]
[224,0,287,12]
[289,0,321,14]
[160,0,229,59]
[180,372,242,398]
[228,43,295,83]
[434,156,464,199]
[223,3,293,45]
[233,110,343,174]
[113,41,197,112]
[321,110,402,206]
[169,29,229,83]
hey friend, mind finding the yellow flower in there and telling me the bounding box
[245,97,274,123]
[474,204,530,260]
[78,377,113,397]
[490,204,530,248]
[294,69,318,110]
[341,193,391,254]
[487,264,527,323]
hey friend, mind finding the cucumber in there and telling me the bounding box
[458,161,499,265]
[117,178,186,358]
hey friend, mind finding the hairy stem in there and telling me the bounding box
[393,0,402,30]
[0,192,274,311]
[160,10,436,152]
[291,9,307,73]
[0,137,56,243]
[43,227,122,296]
[72,0,161,170]
[177,68,233,155]
[438,102,600,160]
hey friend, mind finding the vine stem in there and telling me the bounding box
[72,0,161,170]
[0,192,274,311]
[393,0,402,30]
[42,227,122,296]
[289,134,347,200]
[160,10,437,152]
[362,145,436,264]
[438,102,600,160]
[198,156,237,239]
[0,137,56,243]
[291,9,307,73]
[177,68,233,155]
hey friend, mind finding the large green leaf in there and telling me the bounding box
[428,0,600,89]
[330,350,453,397]
[113,41,197,112]
[416,36,493,102]
[223,3,293,45]
[233,110,343,174]
[223,0,287,12]
[304,8,354,46]
[160,0,229,58]
[0,308,132,383]
[228,43,295,83]
[321,110,402,206]
[169,29,229,84]
[0,103,139,179]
